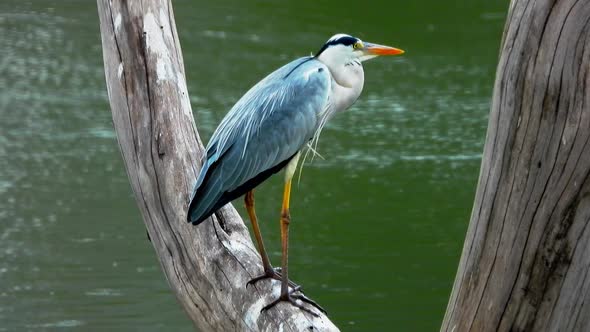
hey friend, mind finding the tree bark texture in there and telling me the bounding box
[97,1,338,331]
[442,1,590,331]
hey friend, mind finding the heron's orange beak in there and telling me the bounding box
[365,42,405,56]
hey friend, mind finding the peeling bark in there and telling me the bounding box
[96,1,338,331]
[442,1,590,331]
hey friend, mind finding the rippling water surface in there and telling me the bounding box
[0,1,507,330]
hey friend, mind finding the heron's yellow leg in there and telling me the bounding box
[279,178,292,295]
[245,191,273,273]
[260,152,325,316]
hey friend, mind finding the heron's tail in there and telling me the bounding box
[187,191,222,226]
[187,161,223,225]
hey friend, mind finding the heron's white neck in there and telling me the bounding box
[317,51,365,113]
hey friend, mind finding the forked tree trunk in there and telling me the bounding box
[442,1,590,331]
[96,1,338,331]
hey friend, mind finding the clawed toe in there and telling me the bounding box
[246,270,278,287]
[261,292,319,317]
[289,290,326,314]
[246,267,302,291]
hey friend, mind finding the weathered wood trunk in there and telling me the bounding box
[96,1,338,331]
[442,0,590,331]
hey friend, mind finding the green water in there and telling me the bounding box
[0,1,507,330]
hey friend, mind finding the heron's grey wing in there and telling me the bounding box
[187,57,331,224]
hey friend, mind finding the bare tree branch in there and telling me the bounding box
[442,1,590,331]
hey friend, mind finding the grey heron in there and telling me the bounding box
[187,33,404,315]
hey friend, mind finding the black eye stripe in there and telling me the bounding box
[331,36,357,46]
[315,36,360,57]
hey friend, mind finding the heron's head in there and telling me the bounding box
[315,33,404,67]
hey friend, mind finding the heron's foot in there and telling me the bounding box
[246,267,301,291]
[261,290,323,317]
[288,288,326,314]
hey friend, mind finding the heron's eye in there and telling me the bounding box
[353,41,363,50]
